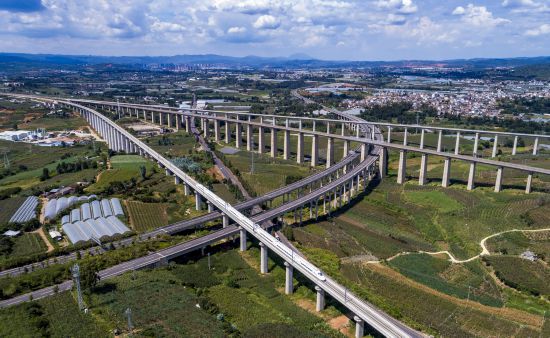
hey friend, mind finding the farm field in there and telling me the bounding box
[0,197,26,224]
[339,260,546,337]
[0,249,343,337]
[486,230,550,263]
[484,256,550,296]
[19,115,88,131]
[125,200,169,232]
[9,233,48,258]
[145,130,198,157]
[0,292,107,337]
[388,253,503,306]
[86,154,155,194]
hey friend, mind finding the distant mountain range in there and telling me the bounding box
[0,52,549,70]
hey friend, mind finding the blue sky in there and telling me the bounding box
[0,0,549,60]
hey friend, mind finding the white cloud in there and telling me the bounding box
[502,0,550,12]
[452,6,465,15]
[525,23,550,36]
[253,14,280,29]
[227,26,246,34]
[452,4,510,28]
[375,0,418,14]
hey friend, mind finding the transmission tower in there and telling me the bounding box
[0,148,10,168]
[72,263,85,311]
[125,307,134,331]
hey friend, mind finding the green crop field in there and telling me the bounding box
[486,231,550,263]
[145,130,198,157]
[20,115,88,131]
[389,254,503,306]
[0,197,26,224]
[339,260,545,337]
[126,200,169,231]
[10,233,48,258]
[484,256,550,296]
[0,292,107,337]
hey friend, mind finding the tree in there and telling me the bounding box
[139,165,147,180]
[40,168,50,181]
[80,262,100,291]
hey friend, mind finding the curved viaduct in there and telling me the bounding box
[3,94,421,338]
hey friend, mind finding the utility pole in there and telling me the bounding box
[72,263,85,311]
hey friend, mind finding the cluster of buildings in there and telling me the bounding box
[337,78,550,117]
[0,129,93,147]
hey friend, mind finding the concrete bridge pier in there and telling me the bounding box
[360,144,367,162]
[239,228,247,251]
[437,130,443,152]
[311,135,319,167]
[207,201,214,213]
[167,113,172,129]
[185,116,191,133]
[473,132,480,155]
[297,132,304,164]
[442,157,451,187]
[214,120,221,141]
[467,162,476,190]
[315,286,325,311]
[283,130,291,160]
[247,124,253,151]
[455,131,461,155]
[378,147,388,178]
[236,123,242,148]
[492,135,499,158]
[258,126,265,154]
[526,173,533,194]
[533,137,539,155]
[343,140,349,159]
[222,214,229,228]
[419,154,428,185]
[326,137,334,168]
[354,316,364,338]
[403,128,408,146]
[420,129,425,149]
[159,112,164,126]
[271,128,278,158]
[284,262,293,294]
[151,112,155,123]
[387,126,392,143]
[225,119,231,144]
[495,167,504,192]
[174,176,182,185]
[512,135,518,155]
[195,191,202,210]
[260,242,268,274]
[183,183,190,196]
[397,150,407,184]
[203,118,209,138]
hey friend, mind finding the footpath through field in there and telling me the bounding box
[363,227,550,264]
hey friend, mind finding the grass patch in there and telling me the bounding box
[404,190,463,213]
